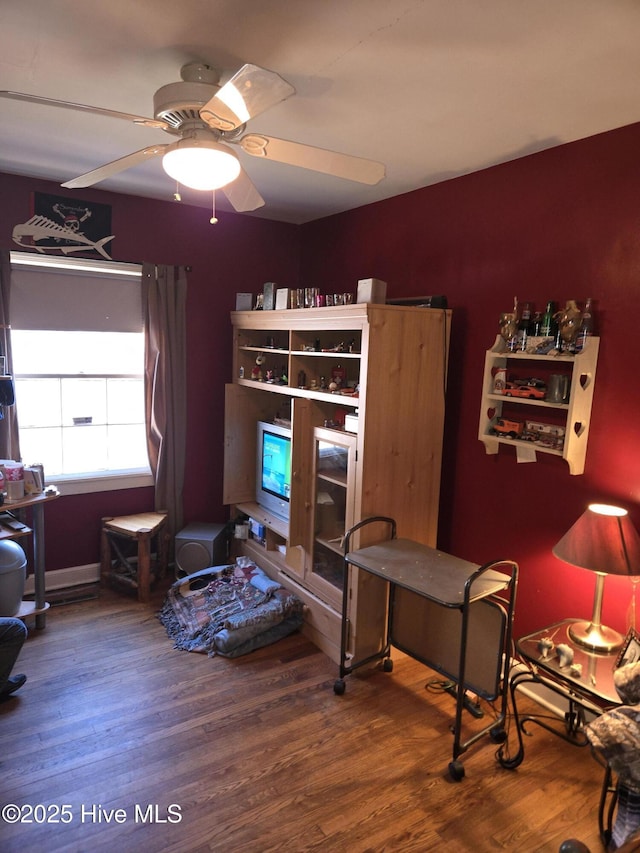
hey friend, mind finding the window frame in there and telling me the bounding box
[9,252,153,495]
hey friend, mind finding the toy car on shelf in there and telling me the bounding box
[502,380,546,399]
[490,417,565,449]
[492,418,525,439]
[525,420,565,450]
[515,377,546,389]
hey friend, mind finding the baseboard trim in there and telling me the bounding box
[24,563,100,595]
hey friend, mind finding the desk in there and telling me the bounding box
[0,491,60,629]
[336,517,518,780]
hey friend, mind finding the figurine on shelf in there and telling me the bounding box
[555,300,582,352]
[499,297,519,350]
[251,353,266,382]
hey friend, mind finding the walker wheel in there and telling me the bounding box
[448,759,465,781]
[333,679,346,695]
[489,726,507,744]
[382,658,394,672]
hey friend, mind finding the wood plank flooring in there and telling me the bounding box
[0,583,608,852]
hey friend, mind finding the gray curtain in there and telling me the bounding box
[0,250,21,461]
[142,263,187,539]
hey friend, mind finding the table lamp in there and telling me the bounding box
[553,503,640,653]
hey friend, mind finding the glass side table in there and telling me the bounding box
[498,620,630,847]
[498,619,620,771]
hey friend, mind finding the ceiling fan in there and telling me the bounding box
[0,62,386,213]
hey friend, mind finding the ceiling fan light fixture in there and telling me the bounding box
[162,137,241,191]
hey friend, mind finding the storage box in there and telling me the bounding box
[0,539,27,617]
[357,278,387,304]
[344,413,359,433]
[235,293,253,311]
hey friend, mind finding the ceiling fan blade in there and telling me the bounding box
[238,134,385,185]
[221,166,265,212]
[61,145,169,188]
[0,90,168,129]
[200,64,294,132]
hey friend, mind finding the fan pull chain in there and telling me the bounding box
[173,181,182,202]
[210,190,218,225]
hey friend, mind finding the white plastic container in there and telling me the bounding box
[0,539,27,616]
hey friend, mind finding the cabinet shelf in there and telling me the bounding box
[488,349,577,363]
[485,392,569,411]
[293,350,360,359]
[482,435,564,457]
[235,501,289,540]
[236,377,360,407]
[317,471,348,488]
[478,334,599,475]
[315,535,345,555]
[0,525,32,540]
[239,345,291,354]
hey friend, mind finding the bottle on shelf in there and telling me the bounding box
[516,301,533,351]
[575,298,595,353]
[540,301,557,338]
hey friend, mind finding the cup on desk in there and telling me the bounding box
[6,480,24,502]
[2,462,24,502]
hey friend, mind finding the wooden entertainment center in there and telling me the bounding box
[223,303,451,663]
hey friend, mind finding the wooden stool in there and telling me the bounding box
[100,512,168,602]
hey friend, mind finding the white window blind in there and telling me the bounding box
[10,255,143,332]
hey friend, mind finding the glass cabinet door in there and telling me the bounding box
[309,427,357,607]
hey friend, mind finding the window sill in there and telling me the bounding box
[49,470,154,496]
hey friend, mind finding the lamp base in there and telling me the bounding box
[568,620,624,653]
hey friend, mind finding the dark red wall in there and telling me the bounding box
[2,118,640,638]
[0,173,301,573]
[299,121,640,638]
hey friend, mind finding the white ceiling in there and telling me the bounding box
[2,0,640,225]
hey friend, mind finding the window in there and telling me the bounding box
[9,253,152,494]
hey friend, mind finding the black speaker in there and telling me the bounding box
[174,522,228,578]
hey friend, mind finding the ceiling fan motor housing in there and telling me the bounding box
[153,80,220,131]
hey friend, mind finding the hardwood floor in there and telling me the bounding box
[1,584,608,853]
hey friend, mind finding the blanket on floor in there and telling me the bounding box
[157,561,304,658]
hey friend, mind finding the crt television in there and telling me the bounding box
[256,420,292,521]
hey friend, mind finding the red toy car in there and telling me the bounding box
[502,382,546,400]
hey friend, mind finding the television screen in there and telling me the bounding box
[261,429,291,502]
